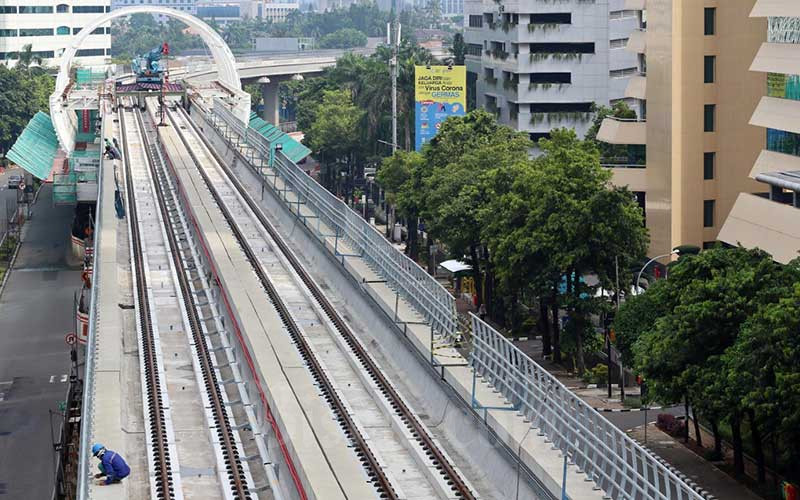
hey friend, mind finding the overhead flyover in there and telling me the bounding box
[49,5,250,154]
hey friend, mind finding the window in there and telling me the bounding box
[0,6,18,13]
[530,72,571,84]
[530,102,593,113]
[704,152,715,179]
[105,48,112,55]
[704,8,715,35]
[57,26,70,35]
[530,132,551,143]
[73,28,83,34]
[56,4,69,12]
[91,27,105,35]
[529,43,595,54]
[610,67,638,78]
[19,5,54,13]
[610,9,637,20]
[610,38,629,49]
[466,44,482,57]
[73,5,105,13]
[19,28,54,37]
[33,50,54,59]
[468,15,483,28]
[704,56,715,83]
[703,200,715,227]
[0,29,17,37]
[76,48,106,57]
[704,104,715,132]
[531,13,571,24]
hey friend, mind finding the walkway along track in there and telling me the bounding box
[167,102,478,500]
[119,102,254,499]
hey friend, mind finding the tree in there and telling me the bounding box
[0,64,54,160]
[448,33,466,65]
[303,89,364,197]
[13,44,44,70]
[318,28,368,49]
[377,151,426,259]
[424,110,531,311]
[631,247,797,478]
[483,130,647,368]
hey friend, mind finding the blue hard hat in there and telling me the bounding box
[92,444,105,456]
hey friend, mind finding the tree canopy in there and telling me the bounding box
[0,61,54,160]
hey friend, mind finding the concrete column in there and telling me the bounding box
[260,80,279,126]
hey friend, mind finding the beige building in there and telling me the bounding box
[718,3,800,263]
[598,0,766,257]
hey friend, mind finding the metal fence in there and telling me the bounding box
[75,138,104,500]
[210,100,458,341]
[470,313,705,500]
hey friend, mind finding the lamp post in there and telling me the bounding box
[635,250,679,295]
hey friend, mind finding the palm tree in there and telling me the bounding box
[14,44,44,71]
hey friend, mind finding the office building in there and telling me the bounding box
[719,2,800,263]
[464,0,639,143]
[112,0,197,14]
[195,0,299,23]
[597,0,766,257]
[0,1,111,67]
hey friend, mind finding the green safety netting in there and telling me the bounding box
[75,68,106,85]
[7,111,59,180]
[248,112,311,164]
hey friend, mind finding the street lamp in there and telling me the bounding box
[635,250,679,295]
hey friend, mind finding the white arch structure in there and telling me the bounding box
[50,6,248,153]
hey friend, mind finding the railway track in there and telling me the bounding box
[164,102,478,500]
[119,102,255,500]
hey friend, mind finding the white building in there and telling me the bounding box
[195,0,298,24]
[464,0,639,142]
[0,1,111,67]
[112,0,197,14]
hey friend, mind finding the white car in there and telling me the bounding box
[7,174,22,189]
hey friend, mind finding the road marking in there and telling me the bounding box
[49,374,68,383]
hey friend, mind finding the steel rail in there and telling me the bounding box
[173,105,477,499]
[118,105,175,500]
[133,107,252,499]
[165,106,397,498]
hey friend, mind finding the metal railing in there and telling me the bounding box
[470,314,706,500]
[76,144,103,500]
[210,100,458,341]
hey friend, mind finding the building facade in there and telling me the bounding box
[0,0,111,67]
[194,0,299,23]
[464,0,640,142]
[112,0,197,14]
[598,0,766,257]
[719,3,800,263]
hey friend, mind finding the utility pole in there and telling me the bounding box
[389,4,400,155]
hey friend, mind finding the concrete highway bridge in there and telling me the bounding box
[8,7,712,500]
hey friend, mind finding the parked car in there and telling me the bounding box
[7,174,21,189]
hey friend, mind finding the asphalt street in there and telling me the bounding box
[0,167,24,231]
[603,404,684,432]
[0,183,81,499]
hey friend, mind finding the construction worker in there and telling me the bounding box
[92,444,130,486]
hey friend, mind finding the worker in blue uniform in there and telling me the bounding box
[92,443,130,485]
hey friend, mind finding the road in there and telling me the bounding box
[604,404,684,432]
[0,167,24,232]
[0,183,81,499]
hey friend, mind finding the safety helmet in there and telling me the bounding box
[92,443,105,457]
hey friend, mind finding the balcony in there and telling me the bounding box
[750,42,800,76]
[750,96,800,134]
[750,0,800,18]
[530,111,592,126]
[626,29,647,54]
[624,74,647,100]
[597,116,647,145]
[718,192,800,264]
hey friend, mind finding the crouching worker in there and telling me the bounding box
[92,443,130,486]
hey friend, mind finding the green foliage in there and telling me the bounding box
[626,247,800,481]
[317,28,368,49]
[304,89,363,166]
[585,101,643,164]
[0,63,54,158]
[448,33,466,65]
[111,15,204,60]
